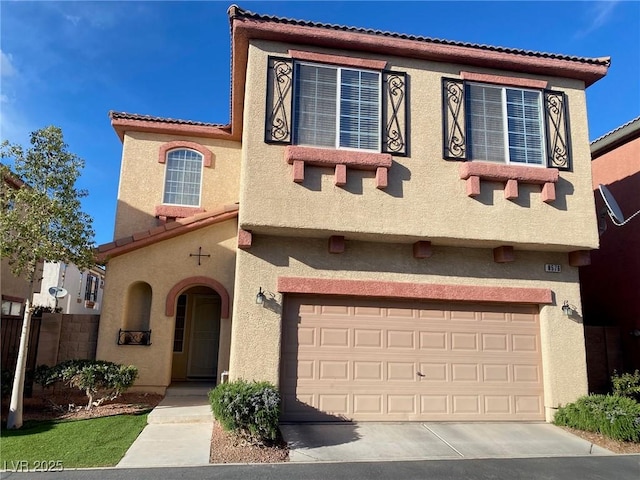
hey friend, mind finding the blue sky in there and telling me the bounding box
[1,1,638,246]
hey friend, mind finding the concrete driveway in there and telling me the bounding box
[280,423,613,462]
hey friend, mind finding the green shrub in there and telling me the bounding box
[34,360,138,410]
[554,394,640,442]
[611,370,640,400]
[209,379,280,443]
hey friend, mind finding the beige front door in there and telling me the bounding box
[281,296,544,422]
[187,295,220,378]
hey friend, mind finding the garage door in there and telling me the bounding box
[281,296,544,422]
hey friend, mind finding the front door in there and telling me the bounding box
[187,295,220,378]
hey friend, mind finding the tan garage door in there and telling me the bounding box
[281,296,544,422]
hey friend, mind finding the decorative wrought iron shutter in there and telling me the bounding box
[382,70,408,156]
[543,90,571,171]
[265,56,294,144]
[442,78,466,160]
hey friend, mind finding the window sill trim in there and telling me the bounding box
[459,162,559,203]
[285,146,392,189]
[155,205,206,220]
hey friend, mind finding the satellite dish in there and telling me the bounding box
[48,287,68,298]
[598,184,640,227]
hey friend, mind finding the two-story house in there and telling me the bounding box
[32,262,105,315]
[96,5,609,422]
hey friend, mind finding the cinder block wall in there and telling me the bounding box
[39,313,100,364]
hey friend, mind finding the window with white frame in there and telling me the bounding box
[163,149,203,206]
[293,63,381,151]
[466,83,545,166]
[84,274,99,302]
[1,299,23,317]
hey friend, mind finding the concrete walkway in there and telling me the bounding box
[118,388,615,467]
[117,383,214,468]
[281,422,614,462]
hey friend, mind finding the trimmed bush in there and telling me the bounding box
[554,394,640,442]
[611,370,640,401]
[34,359,138,410]
[209,379,280,442]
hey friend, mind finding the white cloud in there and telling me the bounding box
[64,14,81,27]
[575,1,620,38]
[1,49,17,77]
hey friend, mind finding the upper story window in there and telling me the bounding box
[84,273,99,302]
[293,63,381,151]
[265,55,408,156]
[443,76,571,171]
[466,84,545,166]
[163,149,203,206]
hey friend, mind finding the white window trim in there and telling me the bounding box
[293,61,382,153]
[467,82,547,168]
[161,148,204,207]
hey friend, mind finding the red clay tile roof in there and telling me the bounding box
[108,111,229,128]
[591,116,640,159]
[96,204,239,261]
[229,5,610,67]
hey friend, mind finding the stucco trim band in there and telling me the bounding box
[277,277,553,305]
[166,276,230,319]
[288,49,387,70]
[158,141,214,167]
[459,162,559,203]
[154,205,206,219]
[285,145,392,189]
[460,71,548,89]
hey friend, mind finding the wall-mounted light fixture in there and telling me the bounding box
[256,287,266,305]
[561,300,574,316]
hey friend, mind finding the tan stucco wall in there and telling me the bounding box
[229,235,588,422]
[114,132,241,240]
[96,219,237,392]
[239,40,598,252]
[1,258,32,301]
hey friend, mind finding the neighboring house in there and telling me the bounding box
[1,171,32,318]
[32,262,105,315]
[96,6,610,422]
[580,117,640,387]
[1,169,44,390]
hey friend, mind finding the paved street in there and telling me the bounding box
[2,456,639,480]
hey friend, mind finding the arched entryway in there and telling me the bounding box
[170,286,222,381]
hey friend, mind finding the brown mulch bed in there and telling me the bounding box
[560,426,640,454]
[210,421,289,463]
[1,389,163,423]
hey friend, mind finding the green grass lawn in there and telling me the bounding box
[0,413,149,469]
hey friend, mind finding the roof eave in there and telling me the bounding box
[110,117,234,143]
[591,117,640,159]
[96,207,239,261]
[231,16,608,87]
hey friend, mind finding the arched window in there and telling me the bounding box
[163,149,203,206]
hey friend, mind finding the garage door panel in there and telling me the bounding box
[484,396,512,414]
[354,329,383,347]
[451,332,479,350]
[281,296,543,422]
[387,330,415,348]
[320,328,349,347]
[354,361,383,380]
[420,331,447,349]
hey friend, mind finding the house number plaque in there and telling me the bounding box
[544,264,562,273]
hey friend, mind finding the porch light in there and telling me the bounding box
[561,300,573,316]
[256,287,266,305]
